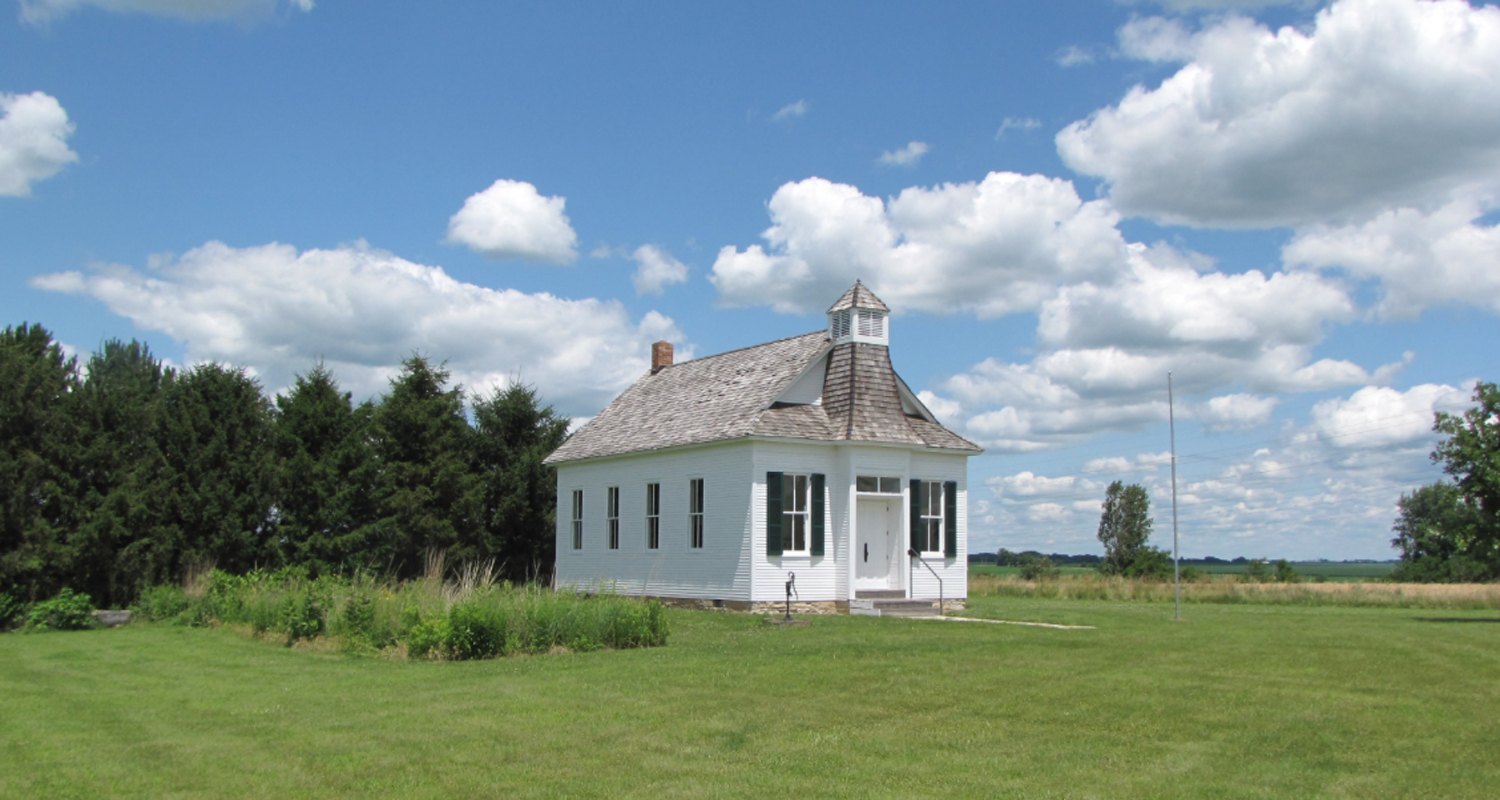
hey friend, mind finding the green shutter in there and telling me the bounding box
[766,471,783,556]
[810,473,825,557]
[909,479,922,554]
[944,480,958,559]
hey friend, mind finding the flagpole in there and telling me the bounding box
[1169,372,1181,621]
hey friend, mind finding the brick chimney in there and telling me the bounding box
[651,340,673,374]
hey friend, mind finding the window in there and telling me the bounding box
[781,473,809,553]
[645,482,661,550]
[856,475,902,494]
[857,309,884,338]
[919,480,943,553]
[689,478,704,549]
[570,489,583,551]
[606,486,620,550]
[766,471,824,557]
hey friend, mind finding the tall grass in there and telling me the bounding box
[970,572,1500,610]
[131,561,667,660]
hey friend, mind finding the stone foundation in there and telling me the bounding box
[644,596,963,615]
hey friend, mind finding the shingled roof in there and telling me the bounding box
[544,327,981,464]
[827,280,889,313]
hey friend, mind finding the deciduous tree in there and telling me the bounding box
[1097,481,1169,578]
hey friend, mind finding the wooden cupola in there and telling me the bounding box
[827,280,890,346]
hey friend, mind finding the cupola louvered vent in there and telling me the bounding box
[828,280,890,346]
[831,310,851,341]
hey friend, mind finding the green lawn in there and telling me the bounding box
[3,599,1497,798]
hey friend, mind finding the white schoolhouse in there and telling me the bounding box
[544,282,982,613]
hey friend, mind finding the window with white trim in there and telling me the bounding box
[857,308,884,338]
[570,489,583,551]
[689,478,704,549]
[645,482,661,550]
[781,473,809,553]
[920,480,943,553]
[606,486,620,550]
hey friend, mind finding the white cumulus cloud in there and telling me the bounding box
[445,179,579,264]
[1284,199,1500,319]
[1197,393,1279,431]
[1059,0,1500,228]
[20,0,312,23]
[1313,383,1472,450]
[30,240,683,413]
[918,244,1393,451]
[710,172,1128,317]
[630,244,689,296]
[0,91,77,197]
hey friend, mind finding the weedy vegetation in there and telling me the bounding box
[128,556,667,659]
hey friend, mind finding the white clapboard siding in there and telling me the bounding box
[554,441,755,601]
[750,441,846,603]
[908,452,969,602]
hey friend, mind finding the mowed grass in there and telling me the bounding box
[3,599,1499,799]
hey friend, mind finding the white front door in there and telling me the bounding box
[855,498,898,590]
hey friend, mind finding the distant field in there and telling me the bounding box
[969,564,1097,578]
[1191,561,1397,581]
[3,600,1499,797]
[971,561,1398,582]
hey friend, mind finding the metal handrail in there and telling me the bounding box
[907,549,944,615]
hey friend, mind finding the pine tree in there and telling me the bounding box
[472,381,570,582]
[273,364,377,574]
[367,356,482,577]
[0,324,80,600]
[157,363,278,578]
[71,340,173,605]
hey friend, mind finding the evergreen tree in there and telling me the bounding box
[472,381,570,582]
[0,324,80,600]
[156,362,278,579]
[71,340,173,605]
[367,356,481,577]
[273,364,377,574]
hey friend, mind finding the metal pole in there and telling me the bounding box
[1169,372,1181,621]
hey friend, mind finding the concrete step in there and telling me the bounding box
[849,598,941,618]
[855,590,905,600]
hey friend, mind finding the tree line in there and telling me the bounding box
[0,323,569,606]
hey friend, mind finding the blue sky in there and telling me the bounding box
[6,0,1500,560]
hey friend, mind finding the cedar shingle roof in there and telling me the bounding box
[827,280,889,313]
[544,330,981,464]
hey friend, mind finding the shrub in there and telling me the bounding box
[277,588,325,646]
[1123,547,1173,581]
[1179,565,1206,583]
[406,614,452,660]
[1020,556,1061,581]
[1242,559,1272,583]
[447,598,509,659]
[27,589,97,631]
[1273,559,1300,584]
[133,585,191,622]
[0,592,26,631]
